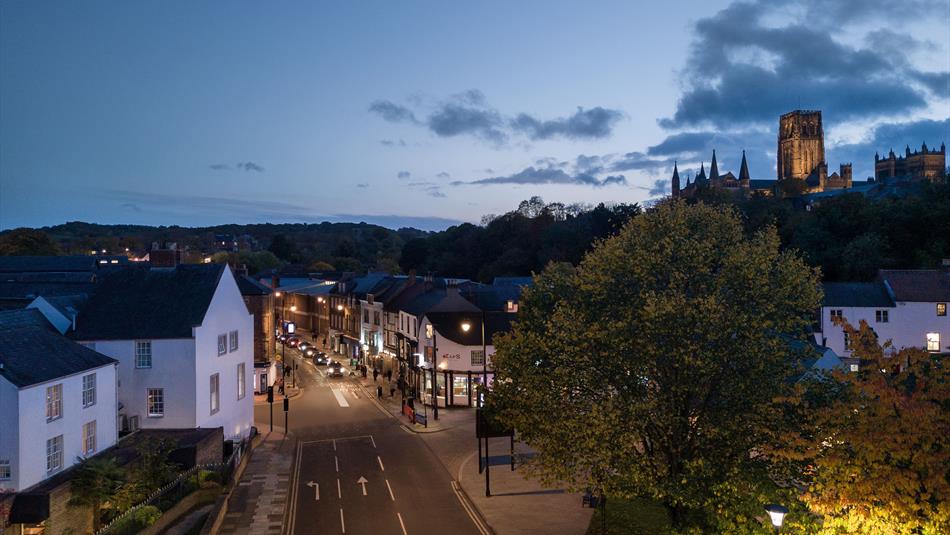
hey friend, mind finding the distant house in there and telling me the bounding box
[70,264,254,440]
[816,266,950,363]
[0,309,118,493]
[235,275,276,394]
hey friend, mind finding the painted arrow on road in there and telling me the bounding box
[307,481,319,501]
[357,476,368,496]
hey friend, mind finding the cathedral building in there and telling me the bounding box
[875,143,946,182]
[673,109,855,199]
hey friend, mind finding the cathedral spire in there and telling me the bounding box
[671,161,680,197]
[738,150,750,183]
[709,150,719,183]
[697,161,706,182]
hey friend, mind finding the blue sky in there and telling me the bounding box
[1,0,948,231]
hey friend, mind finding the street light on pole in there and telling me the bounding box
[463,314,490,497]
[764,504,788,534]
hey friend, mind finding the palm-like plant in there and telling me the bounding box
[67,457,126,532]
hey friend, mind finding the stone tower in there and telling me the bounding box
[777,110,825,182]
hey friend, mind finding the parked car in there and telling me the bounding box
[327,361,344,377]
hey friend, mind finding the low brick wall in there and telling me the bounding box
[42,482,94,535]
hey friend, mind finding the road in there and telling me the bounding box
[255,349,483,535]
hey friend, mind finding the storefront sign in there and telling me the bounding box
[415,412,427,425]
[441,353,461,360]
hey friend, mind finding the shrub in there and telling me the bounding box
[133,505,161,527]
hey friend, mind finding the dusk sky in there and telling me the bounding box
[1,0,948,231]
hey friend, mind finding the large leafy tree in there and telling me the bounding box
[770,319,950,534]
[0,228,61,255]
[490,200,821,531]
[68,457,126,531]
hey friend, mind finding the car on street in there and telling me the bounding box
[277,333,290,344]
[298,341,312,352]
[327,361,344,377]
[286,335,301,347]
[312,352,329,365]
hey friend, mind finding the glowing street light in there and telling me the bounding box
[337,304,344,311]
[290,305,297,312]
[461,321,471,332]
[764,504,788,533]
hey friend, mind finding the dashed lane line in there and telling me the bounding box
[397,512,408,535]
[377,456,385,471]
[335,456,339,472]
[337,478,341,499]
[386,479,395,501]
[340,508,346,534]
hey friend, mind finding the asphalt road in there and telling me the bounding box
[255,350,482,535]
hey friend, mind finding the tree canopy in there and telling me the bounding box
[490,200,822,531]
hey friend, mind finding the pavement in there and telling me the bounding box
[218,431,295,535]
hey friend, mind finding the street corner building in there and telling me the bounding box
[68,262,255,441]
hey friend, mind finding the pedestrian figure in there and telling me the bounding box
[373,368,379,382]
[386,369,392,382]
[389,380,396,398]
[377,385,383,398]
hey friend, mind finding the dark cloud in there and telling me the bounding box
[452,166,627,187]
[659,0,944,128]
[436,171,451,179]
[379,139,407,147]
[510,107,623,140]
[209,163,230,171]
[119,202,141,212]
[643,179,668,197]
[369,100,418,123]
[427,187,447,198]
[647,133,717,156]
[369,90,624,145]
[397,171,411,179]
[356,183,370,188]
[910,70,950,98]
[610,152,674,173]
[237,162,265,172]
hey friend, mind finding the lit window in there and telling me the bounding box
[875,310,888,323]
[135,341,152,368]
[849,364,859,372]
[147,388,164,417]
[210,374,220,415]
[0,460,10,480]
[218,334,227,356]
[506,300,518,313]
[229,330,239,352]
[237,363,246,400]
[426,324,433,339]
[46,435,64,473]
[46,384,63,421]
[471,349,485,366]
[82,373,96,407]
[83,421,97,455]
[926,332,940,352]
[938,303,947,317]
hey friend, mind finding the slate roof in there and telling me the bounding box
[0,256,98,273]
[236,274,273,296]
[71,264,226,340]
[492,277,533,287]
[0,309,117,388]
[822,282,895,307]
[879,269,950,302]
[426,311,515,346]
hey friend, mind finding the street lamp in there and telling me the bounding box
[764,504,788,533]
[465,312,490,497]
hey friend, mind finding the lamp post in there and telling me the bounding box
[764,504,788,534]
[290,305,298,388]
[432,333,439,420]
[463,313,490,497]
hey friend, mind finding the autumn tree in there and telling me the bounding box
[490,200,821,531]
[771,319,950,534]
[0,228,61,256]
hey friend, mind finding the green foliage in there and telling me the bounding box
[0,228,62,255]
[268,233,299,261]
[68,457,126,531]
[133,438,178,492]
[133,505,161,527]
[490,201,821,532]
[586,496,673,535]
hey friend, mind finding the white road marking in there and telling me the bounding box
[307,481,320,501]
[335,456,339,472]
[340,508,346,533]
[397,512,408,535]
[386,479,395,501]
[357,476,368,495]
[337,478,341,499]
[377,456,385,471]
[451,480,491,535]
[333,439,337,451]
[331,388,350,407]
[370,435,376,448]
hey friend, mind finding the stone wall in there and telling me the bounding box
[42,482,93,535]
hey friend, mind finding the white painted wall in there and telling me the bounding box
[2,363,117,492]
[420,317,495,373]
[359,300,384,354]
[0,377,20,492]
[818,302,950,356]
[193,267,254,440]
[93,339,197,429]
[27,297,72,335]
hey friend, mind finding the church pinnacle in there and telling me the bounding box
[709,150,719,183]
[739,150,750,183]
[671,161,680,196]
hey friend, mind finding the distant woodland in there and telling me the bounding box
[2,181,949,283]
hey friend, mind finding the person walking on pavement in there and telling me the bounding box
[386,369,392,382]
[389,379,397,398]
[373,368,379,383]
[377,385,383,398]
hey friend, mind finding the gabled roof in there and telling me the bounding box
[0,256,98,273]
[822,282,895,308]
[879,270,950,302]
[236,275,273,296]
[0,309,116,388]
[426,310,515,346]
[71,264,226,340]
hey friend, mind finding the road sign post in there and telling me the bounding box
[267,386,274,432]
[283,396,289,433]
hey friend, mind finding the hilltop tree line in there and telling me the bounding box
[2,181,950,280]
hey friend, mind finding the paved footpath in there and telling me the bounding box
[218,432,295,535]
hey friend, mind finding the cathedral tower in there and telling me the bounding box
[777,110,825,182]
